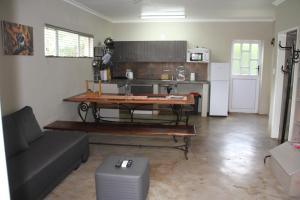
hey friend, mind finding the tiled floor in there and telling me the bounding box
[46,114,291,200]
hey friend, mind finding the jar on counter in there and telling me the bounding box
[176,66,185,81]
[161,67,171,80]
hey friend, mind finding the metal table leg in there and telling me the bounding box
[77,102,90,122]
[185,111,190,126]
[183,136,191,160]
[172,105,182,125]
[91,103,101,122]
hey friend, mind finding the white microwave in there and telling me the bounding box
[187,48,210,63]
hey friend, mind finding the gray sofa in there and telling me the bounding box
[2,106,89,200]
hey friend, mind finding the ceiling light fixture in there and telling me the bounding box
[141,15,186,19]
[272,0,286,6]
[141,11,186,20]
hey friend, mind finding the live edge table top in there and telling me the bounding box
[63,92,195,105]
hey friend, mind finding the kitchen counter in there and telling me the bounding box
[101,79,209,117]
[102,79,209,85]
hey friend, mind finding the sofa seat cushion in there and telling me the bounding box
[7,131,89,199]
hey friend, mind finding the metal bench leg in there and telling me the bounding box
[173,136,178,143]
[184,136,191,160]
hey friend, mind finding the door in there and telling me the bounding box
[230,40,262,113]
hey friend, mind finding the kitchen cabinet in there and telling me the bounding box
[99,83,120,121]
[112,42,123,61]
[112,41,187,62]
[143,41,158,62]
[135,41,145,62]
[113,41,143,62]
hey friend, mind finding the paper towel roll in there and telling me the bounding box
[190,73,195,81]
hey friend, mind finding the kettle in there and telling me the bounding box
[126,69,133,80]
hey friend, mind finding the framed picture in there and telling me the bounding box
[1,21,33,55]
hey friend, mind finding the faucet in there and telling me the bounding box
[166,86,173,94]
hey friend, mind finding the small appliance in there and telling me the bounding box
[126,69,134,80]
[187,48,210,63]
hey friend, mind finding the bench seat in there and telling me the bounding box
[44,121,196,137]
[44,121,196,160]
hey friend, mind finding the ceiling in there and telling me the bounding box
[65,0,278,23]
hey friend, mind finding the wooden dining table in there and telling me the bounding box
[64,92,195,124]
[64,92,194,104]
[58,92,197,159]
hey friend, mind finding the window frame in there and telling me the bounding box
[231,40,261,76]
[44,24,94,58]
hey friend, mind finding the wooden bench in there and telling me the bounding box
[44,121,196,160]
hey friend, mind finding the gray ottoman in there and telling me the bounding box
[95,156,149,200]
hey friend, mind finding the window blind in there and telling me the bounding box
[44,24,94,58]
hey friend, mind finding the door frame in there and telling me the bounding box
[229,40,264,113]
[269,26,299,139]
[287,29,300,142]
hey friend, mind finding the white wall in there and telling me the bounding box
[0,0,112,126]
[112,22,274,114]
[0,102,10,200]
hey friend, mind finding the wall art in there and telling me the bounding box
[1,20,33,55]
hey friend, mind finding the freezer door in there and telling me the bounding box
[209,80,229,116]
[210,63,230,81]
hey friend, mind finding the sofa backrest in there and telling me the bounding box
[2,106,42,158]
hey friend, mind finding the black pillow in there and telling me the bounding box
[2,113,29,158]
[11,106,42,143]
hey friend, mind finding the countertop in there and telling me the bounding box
[101,79,209,85]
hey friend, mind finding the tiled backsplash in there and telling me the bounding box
[112,62,208,81]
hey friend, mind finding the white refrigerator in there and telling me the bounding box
[209,63,230,116]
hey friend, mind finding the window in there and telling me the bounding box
[44,24,94,57]
[231,40,261,75]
